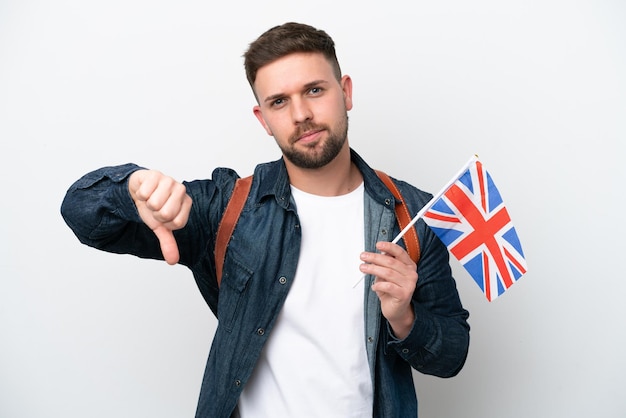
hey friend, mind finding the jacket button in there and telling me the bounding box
[257,328,265,336]
[235,379,241,387]
[402,348,409,354]
[385,198,391,205]
[368,336,374,343]
[279,276,287,285]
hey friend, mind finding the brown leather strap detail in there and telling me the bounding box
[215,171,420,288]
[215,176,253,287]
[375,170,421,264]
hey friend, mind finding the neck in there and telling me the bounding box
[285,145,363,196]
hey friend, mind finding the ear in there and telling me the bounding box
[253,105,273,136]
[341,75,353,111]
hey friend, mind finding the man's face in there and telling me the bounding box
[252,52,353,169]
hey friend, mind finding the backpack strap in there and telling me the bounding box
[214,171,421,288]
[215,175,253,287]
[375,170,421,265]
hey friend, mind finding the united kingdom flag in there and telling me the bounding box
[423,158,527,301]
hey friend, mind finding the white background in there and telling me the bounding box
[1,1,624,417]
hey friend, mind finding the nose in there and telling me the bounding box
[291,98,312,124]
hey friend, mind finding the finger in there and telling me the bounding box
[130,170,160,203]
[375,241,414,264]
[150,184,190,224]
[371,279,394,293]
[161,193,192,230]
[361,252,417,289]
[359,259,391,281]
[153,226,180,265]
[360,250,400,275]
[371,271,417,300]
[144,176,180,212]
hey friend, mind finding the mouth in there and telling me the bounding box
[296,129,324,144]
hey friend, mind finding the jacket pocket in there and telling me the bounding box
[217,256,254,332]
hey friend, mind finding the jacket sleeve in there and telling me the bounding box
[61,164,236,271]
[386,220,471,378]
[60,163,169,260]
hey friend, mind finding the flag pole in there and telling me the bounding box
[391,154,479,245]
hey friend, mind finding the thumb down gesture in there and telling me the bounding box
[128,169,192,265]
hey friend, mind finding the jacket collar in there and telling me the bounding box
[252,148,396,209]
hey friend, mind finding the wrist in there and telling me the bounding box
[388,306,415,340]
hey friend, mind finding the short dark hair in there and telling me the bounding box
[243,22,342,93]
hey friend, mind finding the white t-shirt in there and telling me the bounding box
[237,182,373,417]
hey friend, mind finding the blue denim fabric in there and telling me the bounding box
[61,149,470,418]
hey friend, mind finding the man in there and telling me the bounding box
[61,22,470,418]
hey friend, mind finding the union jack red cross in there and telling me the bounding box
[423,160,527,301]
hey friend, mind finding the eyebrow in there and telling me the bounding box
[262,79,330,105]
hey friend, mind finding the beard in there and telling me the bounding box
[278,113,349,169]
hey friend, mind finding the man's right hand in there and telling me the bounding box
[128,169,192,265]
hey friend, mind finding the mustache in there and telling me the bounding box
[290,122,327,143]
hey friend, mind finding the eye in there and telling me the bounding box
[309,87,323,95]
[270,97,286,108]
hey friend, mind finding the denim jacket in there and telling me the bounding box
[61,149,470,417]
